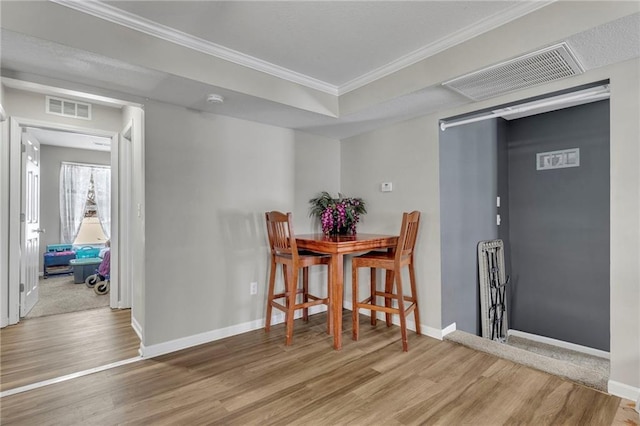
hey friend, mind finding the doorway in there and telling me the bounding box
[1,87,145,393]
[23,128,113,319]
[439,89,611,378]
[3,91,145,326]
[8,118,122,321]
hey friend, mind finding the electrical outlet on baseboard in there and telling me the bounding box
[250,282,258,295]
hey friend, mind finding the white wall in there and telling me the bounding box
[341,119,442,329]
[341,58,640,395]
[143,101,340,346]
[293,131,341,233]
[608,58,640,396]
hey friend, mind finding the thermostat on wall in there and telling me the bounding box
[381,182,393,192]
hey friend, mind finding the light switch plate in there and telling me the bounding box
[381,182,393,192]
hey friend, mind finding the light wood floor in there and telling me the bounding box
[1,308,140,392]
[0,310,625,425]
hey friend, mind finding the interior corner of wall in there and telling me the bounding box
[442,322,457,337]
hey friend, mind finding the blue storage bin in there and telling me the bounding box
[69,257,102,283]
[75,246,101,259]
[47,244,73,252]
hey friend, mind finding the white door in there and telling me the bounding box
[20,131,42,317]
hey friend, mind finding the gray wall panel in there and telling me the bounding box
[496,119,513,319]
[506,100,610,351]
[440,119,498,334]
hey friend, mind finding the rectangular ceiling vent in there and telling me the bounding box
[442,43,584,101]
[46,96,92,120]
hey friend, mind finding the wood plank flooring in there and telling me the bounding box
[0,311,623,425]
[1,308,140,391]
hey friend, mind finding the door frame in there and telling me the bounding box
[111,121,134,309]
[7,117,122,323]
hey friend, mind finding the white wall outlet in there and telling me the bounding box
[381,182,393,192]
[250,282,258,295]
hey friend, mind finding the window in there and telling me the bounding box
[73,176,108,245]
[59,163,110,244]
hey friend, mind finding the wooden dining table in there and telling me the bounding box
[295,233,399,350]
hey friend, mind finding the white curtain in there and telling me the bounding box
[92,167,111,239]
[59,164,92,244]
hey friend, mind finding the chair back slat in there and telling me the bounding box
[265,211,297,256]
[396,211,421,259]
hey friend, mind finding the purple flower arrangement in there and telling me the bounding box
[309,192,367,235]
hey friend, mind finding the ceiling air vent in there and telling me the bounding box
[46,96,92,120]
[442,43,584,101]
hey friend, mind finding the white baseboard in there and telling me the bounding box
[608,380,640,404]
[507,329,610,359]
[441,322,457,338]
[141,302,459,359]
[140,305,327,359]
[131,316,143,341]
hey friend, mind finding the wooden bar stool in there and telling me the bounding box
[351,211,421,351]
[264,211,331,345]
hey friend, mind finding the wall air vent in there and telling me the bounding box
[442,43,584,101]
[46,96,92,120]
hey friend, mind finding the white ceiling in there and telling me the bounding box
[99,0,545,89]
[1,2,639,139]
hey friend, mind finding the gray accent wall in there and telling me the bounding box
[496,119,512,319]
[506,100,610,351]
[440,119,499,334]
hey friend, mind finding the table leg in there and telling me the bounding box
[331,253,343,350]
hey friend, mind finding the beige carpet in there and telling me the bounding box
[445,330,609,392]
[25,275,110,319]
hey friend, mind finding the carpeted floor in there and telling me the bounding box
[445,330,609,392]
[25,275,110,319]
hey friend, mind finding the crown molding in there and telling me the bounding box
[51,0,553,98]
[337,1,555,95]
[50,0,339,96]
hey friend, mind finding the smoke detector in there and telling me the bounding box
[206,94,224,104]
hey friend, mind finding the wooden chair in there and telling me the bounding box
[351,211,421,351]
[264,211,331,345]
